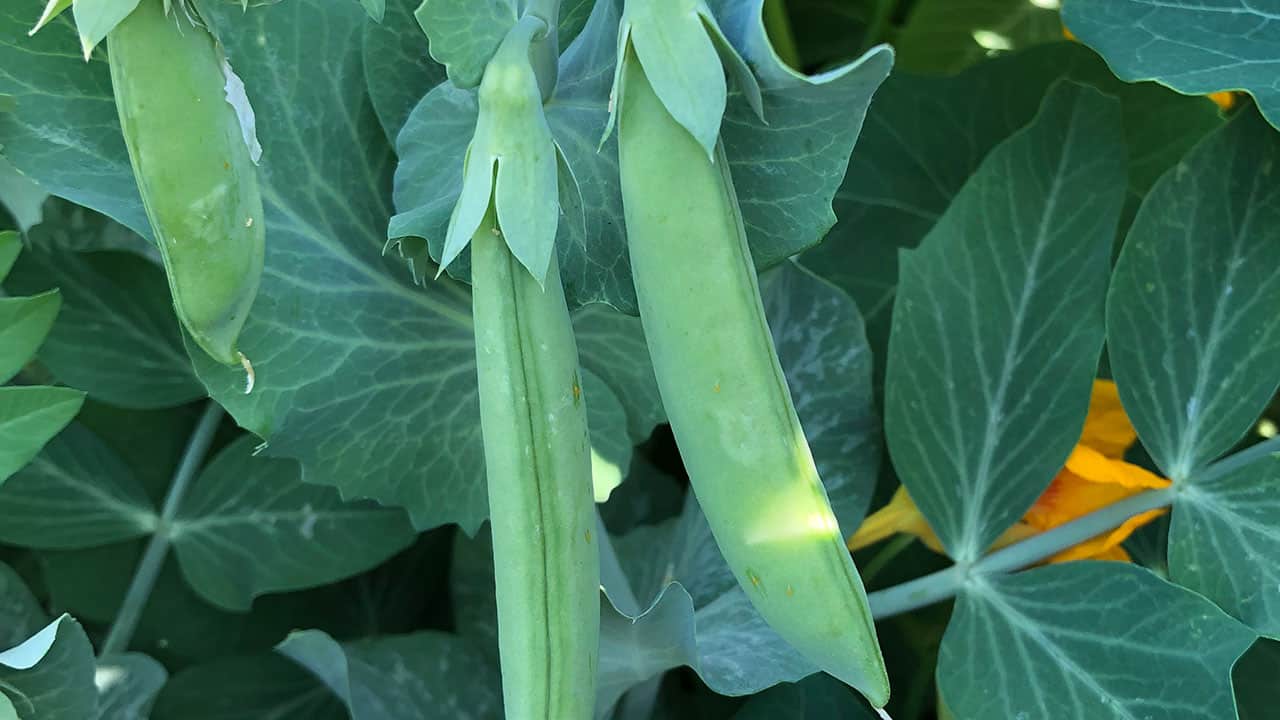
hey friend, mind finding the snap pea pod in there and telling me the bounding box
[472,208,599,720]
[616,48,890,706]
[108,0,264,367]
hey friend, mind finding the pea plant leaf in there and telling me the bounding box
[800,42,1221,390]
[1108,108,1280,480]
[356,0,384,22]
[0,3,146,239]
[1170,453,1280,638]
[362,0,447,145]
[0,156,47,233]
[4,244,203,410]
[731,673,878,720]
[939,562,1256,720]
[151,654,347,720]
[414,0,517,89]
[276,629,503,720]
[0,615,98,720]
[0,561,45,650]
[1235,638,1280,719]
[392,0,894,314]
[170,436,418,612]
[1063,0,1280,131]
[884,81,1125,563]
[0,388,84,490]
[70,0,140,58]
[893,0,1065,74]
[0,421,156,549]
[94,653,166,720]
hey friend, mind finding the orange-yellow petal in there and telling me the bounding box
[848,486,943,552]
[1047,509,1166,563]
[1064,445,1170,490]
[1208,91,1237,111]
[1079,380,1137,458]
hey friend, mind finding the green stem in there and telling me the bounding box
[762,0,801,70]
[100,400,222,656]
[859,533,915,586]
[1191,434,1280,485]
[867,487,1174,620]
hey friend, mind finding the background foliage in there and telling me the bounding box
[0,0,1278,718]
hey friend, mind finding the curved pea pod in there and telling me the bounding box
[107,0,265,367]
[614,46,890,707]
[472,208,599,720]
[446,16,598,720]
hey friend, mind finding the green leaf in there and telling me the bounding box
[800,42,1221,391]
[1063,0,1280,131]
[893,0,1063,74]
[0,231,18,279]
[939,563,1256,720]
[151,654,347,720]
[41,547,248,665]
[363,0,447,144]
[884,81,1124,562]
[1170,453,1280,637]
[1108,109,1280,480]
[0,386,84,488]
[4,248,203,409]
[0,561,45,650]
[583,368,631,501]
[277,629,502,720]
[731,673,878,719]
[0,291,59,385]
[0,3,149,238]
[357,0,384,22]
[0,615,98,720]
[1235,638,1280,720]
[71,0,141,58]
[0,156,47,233]
[94,653,166,720]
[572,305,665,441]
[0,422,156,549]
[170,436,418,612]
[415,0,516,89]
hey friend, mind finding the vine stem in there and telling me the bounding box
[100,400,223,656]
[860,432,1280,621]
[865,435,1280,619]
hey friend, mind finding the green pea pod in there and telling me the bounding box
[108,0,265,368]
[472,207,599,720]
[616,48,890,707]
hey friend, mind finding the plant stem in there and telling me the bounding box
[867,487,1174,620]
[1191,434,1280,485]
[100,400,222,656]
[762,0,802,69]
[859,533,915,585]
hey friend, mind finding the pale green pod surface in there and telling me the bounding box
[616,50,889,707]
[108,0,265,365]
[472,209,600,720]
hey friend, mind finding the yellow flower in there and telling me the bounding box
[849,380,1170,563]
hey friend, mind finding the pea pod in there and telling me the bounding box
[444,15,599,720]
[108,0,265,367]
[615,46,890,706]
